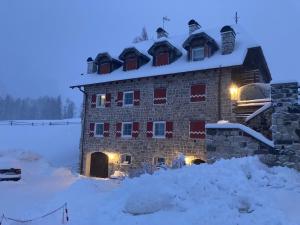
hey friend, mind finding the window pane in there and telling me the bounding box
[123,123,132,136]
[121,154,131,164]
[192,47,204,61]
[154,123,165,136]
[124,92,133,105]
[95,124,104,136]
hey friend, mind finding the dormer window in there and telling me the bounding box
[192,47,205,61]
[125,57,137,71]
[99,63,110,74]
[156,52,169,66]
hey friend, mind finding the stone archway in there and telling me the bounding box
[192,158,206,165]
[90,152,108,178]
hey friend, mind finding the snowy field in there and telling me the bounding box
[1,120,300,225]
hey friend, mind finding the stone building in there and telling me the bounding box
[71,20,272,178]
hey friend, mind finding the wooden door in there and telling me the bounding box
[90,152,108,178]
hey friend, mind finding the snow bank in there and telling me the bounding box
[1,152,300,225]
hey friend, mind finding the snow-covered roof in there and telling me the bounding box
[71,25,259,87]
[206,122,274,147]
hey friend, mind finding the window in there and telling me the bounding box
[156,52,169,66]
[122,122,133,137]
[190,120,205,139]
[190,84,206,102]
[99,63,110,74]
[126,58,137,71]
[192,47,205,61]
[96,94,106,108]
[154,156,166,166]
[121,154,132,165]
[154,88,167,104]
[95,123,104,137]
[123,91,134,106]
[154,121,166,138]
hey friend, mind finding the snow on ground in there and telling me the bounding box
[0,119,81,170]
[1,150,300,225]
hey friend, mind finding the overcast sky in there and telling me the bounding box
[0,0,300,108]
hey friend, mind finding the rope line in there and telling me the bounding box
[2,203,68,224]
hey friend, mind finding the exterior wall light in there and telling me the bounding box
[229,84,239,101]
[185,156,196,165]
[105,152,119,164]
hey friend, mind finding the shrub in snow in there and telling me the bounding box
[18,151,41,162]
[172,153,186,169]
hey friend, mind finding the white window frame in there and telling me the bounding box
[94,123,104,137]
[123,91,134,107]
[153,156,166,166]
[192,47,205,61]
[96,94,106,108]
[120,153,132,165]
[153,121,166,138]
[122,122,133,138]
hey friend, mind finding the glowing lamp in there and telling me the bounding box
[185,156,196,165]
[229,84,238,101]
[105,152,119,164]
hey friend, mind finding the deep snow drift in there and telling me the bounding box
[1,150,300,225]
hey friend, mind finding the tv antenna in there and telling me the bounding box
[234,12,240,24]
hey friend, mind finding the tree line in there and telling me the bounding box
[0,95,75,120]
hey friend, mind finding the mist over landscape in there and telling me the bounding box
[1,0,300,112]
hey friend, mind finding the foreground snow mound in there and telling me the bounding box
[1,154,300,225]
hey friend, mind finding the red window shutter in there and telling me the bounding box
[116,123,122,137]
[166,121,173,138]
[91,94,96,108]
[126,58,137,71]
[190,120,206,139]
[154,88,167,104]
[99,63,110,74]
[89,123,95,137]
[105,93,111,107]
[190,84,206,102]
[134,90,140,106]
[104,123,110,137]
[156,52,169,66]
[117,92,123,106]
[132,122,139,138]
[146,122,153,138]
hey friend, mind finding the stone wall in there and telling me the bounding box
[206,125,273,162]
[245,106,272,139]
[270,82,300,170]
[81,69,234,176]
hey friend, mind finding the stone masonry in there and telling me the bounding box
[270,82,300,170]
[81,69,233,176]
[206,125,273,163]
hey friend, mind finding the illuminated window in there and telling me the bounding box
[121,154,132,165]
[96,94,106,108]
[192,47,204,61]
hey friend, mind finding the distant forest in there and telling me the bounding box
[0,95,75,120]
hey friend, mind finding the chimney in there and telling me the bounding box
[220,25,236,55]
[156,27,168,39]
[188,19,201,34]
[87,57,97,74]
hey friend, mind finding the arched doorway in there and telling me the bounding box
[90,152,108,178]
[192,158,206,165]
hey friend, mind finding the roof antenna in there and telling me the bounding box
[234,12,240,24]
[163,16,170,29]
